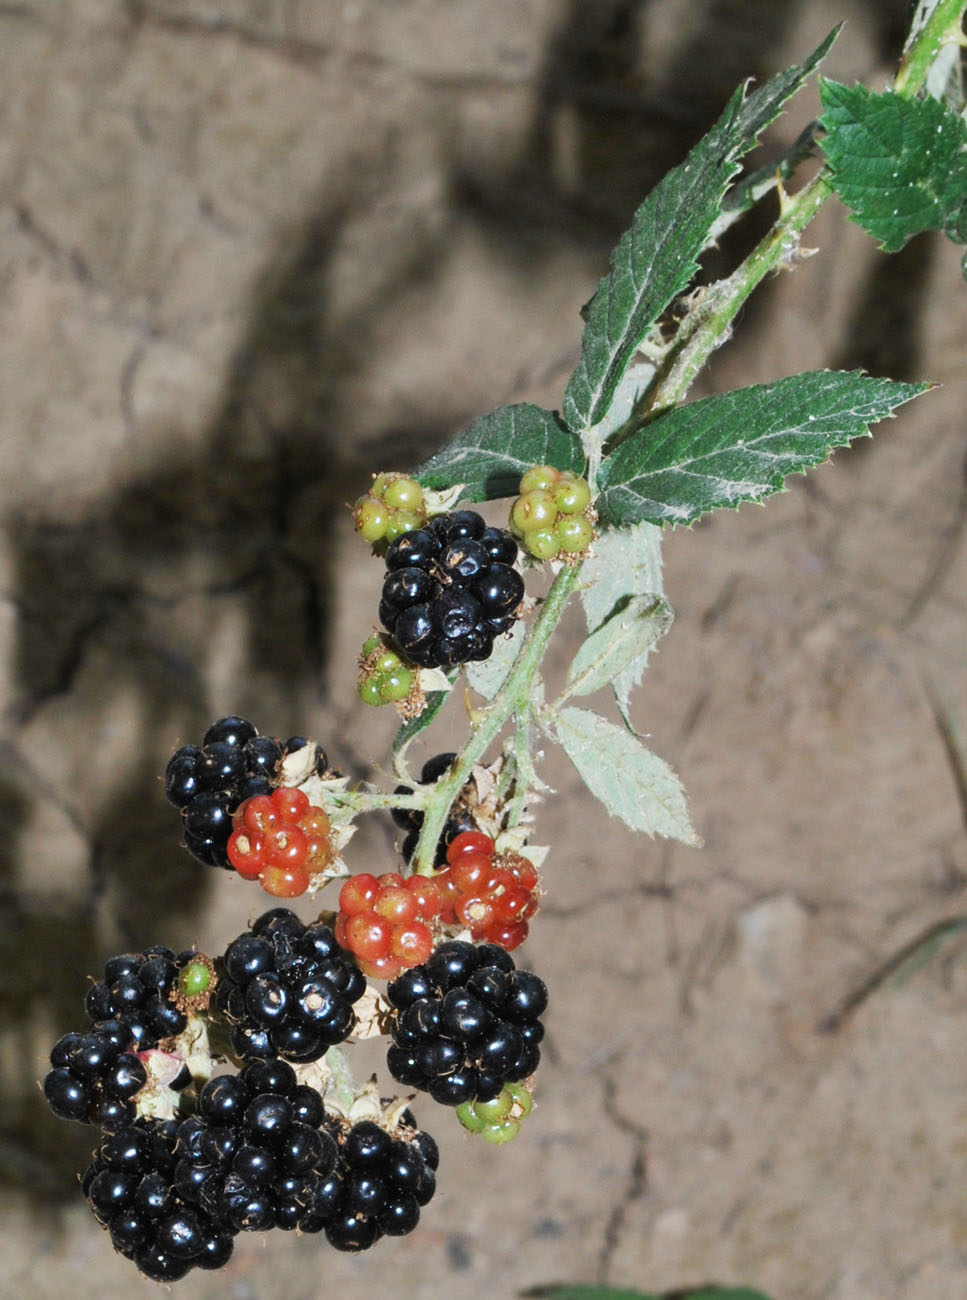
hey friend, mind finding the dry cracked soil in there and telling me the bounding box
[0,3,965,1299]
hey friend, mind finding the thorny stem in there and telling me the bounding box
[411,562,582,875]
[651,170,831,412]
[894,0,967,98]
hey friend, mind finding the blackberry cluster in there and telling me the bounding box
[81,1060,440,1279]
[43,946,196,1129]
[83,1118,233,1282]
[385,941,547,1106]
[391,751,476,866]
[164,716,288,867]
[165,1060,338,1241]
[215,908,366,1062]
[315,1114,438,1251]
[379,511,525,669]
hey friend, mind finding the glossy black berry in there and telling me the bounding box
[429,509,485,542]
[83,1117,234,1282]
[386,942,547,1104]
[43,947,200,1129]
[165,717,288,868]
[203,715,258,748]
[44,1069,90,1121]
[378,512,522,670]
[216,911,363,1064]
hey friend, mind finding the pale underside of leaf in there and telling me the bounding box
[564,593,673,701]
[466,619,527,702]
[579,521,669,725]
[551,706,701,846]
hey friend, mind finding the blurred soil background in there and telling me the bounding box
[0,2,965,1298]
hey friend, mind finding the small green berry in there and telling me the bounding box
[374,649,402,675]
[370,472,395,499]
[382,476,424,511]
[362,634,382,656]
[358,676,383,707]
[556,514,593,553]
[519,465,560,494]
[555,475,591,514]
[384,510,425,543]
[355,497,389,542]
[178,960,211,999]
[379,667,413,702]
[524,528,561,560]
[511,489,557,534]
[456,1101,487,1133]
[481,1116,521,1145]
[474,1090,514,1123]
[506,1082,534,1117]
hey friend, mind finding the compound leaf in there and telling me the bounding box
[552,707,700,846]
[563,29,840,436]
[597,371,929,527]
[414,404,584,502]
[819,79,967,250]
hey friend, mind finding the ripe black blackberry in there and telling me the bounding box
[301,1113,438,1250]
[385,941,547,1106]
[164,1059,340,1240]
[379,511,525,669]
[214,908,366,1063]
[391,751,477,866]
[43,946,196,1128]
[164,716,288,867]
[83,1117,236,1282]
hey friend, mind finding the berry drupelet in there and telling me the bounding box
[385,941,547,1106]
[379,511,525,670]
[214,908,366,1063]
[164,716,286,868]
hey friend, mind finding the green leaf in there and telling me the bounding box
[564,594,672,701]
[819,79,967,251]
[579,521,669,726]
[466,620,526,701]
[671,1292,776,1300]
[522,1289,660,1300]
[413,404,584,501]
[563,29,840,435]
[551,706,701,846]
[597,371,929,527]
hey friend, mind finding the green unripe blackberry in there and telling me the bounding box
[353,473,428,549]
[510,464,595,561]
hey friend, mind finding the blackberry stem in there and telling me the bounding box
[412,560,583,875]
